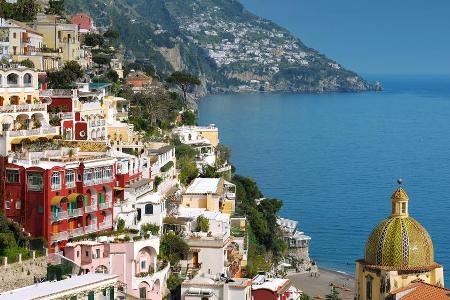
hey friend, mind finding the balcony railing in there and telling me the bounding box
[51,211,68,221]
[68,208,83,218]
[39,89,77,98]
[90,120,106,127]
[99,201,112,210]
[84,223,97,234]
[5,126,58,138]
[51,231,69,242]
[0,103,46,113]
[68,227,84,237]
[103,177,113,183]
[85,203,97,213]
[51,183,61,191]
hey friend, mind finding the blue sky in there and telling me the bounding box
[240,0,450,75]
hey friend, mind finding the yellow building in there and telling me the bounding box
[355,182,444,300]
[31,14,81,64]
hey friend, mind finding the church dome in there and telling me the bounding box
[364,186,435,269]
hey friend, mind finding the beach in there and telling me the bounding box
[287,268,355,300]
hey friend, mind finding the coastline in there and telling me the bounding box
[288,267,355,299]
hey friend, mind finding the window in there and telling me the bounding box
[104,166,112,178]
[77,251,80,258]
[96,249,100,258]
[15,201,21,209]
[109,287,114,300]
[401,203,406,214]
[86,251,89,257]
[366,276,373,300]
[27,172,43,191]
[94,167,102,182]
[13,33,16,39]
[88,291,94,300]
[140,260,146,270]
[7,73,18,85]
[137,208,141,221]
[51,172,61,190]
[6,169,19,183]
[66,170,75,187]
[139,287,146,299]
[5,201,11,209]
[145,204,153,215]
[23,73,32,86]
[84,169,93,182]
[38,205,43,214]
[99,192,104,204]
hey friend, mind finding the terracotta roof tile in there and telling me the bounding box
[389,282,450,300]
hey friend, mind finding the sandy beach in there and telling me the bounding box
[287,268,355,300]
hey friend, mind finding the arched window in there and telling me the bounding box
[23,73,33,86]
[7,73,18,86]
[145,204,153,215]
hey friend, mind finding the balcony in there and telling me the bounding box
[68,208,83,218]
[84,180,93,186]
[0,103,47,113]
[84,223,97,234]
[90,119,106,128]
[51,183,61,191]
[51,211,68,221]
[103,177,113,183]
[99,218,112,230]
[93,178,103,185]
[85,203,97,213]
[99,201,112,210]
[68,227,84,238]
[5,126,58,138]
[51,231,69,242]
[39,89,77,98]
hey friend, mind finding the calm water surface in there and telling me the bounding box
[198,76,450,276]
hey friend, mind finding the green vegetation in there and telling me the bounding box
[47,264,72,281]
[19,59,35,69]
[325,288,341,300]
[47,61,84,89]
[167,274,183,296]
[141,223,160,236]
[160,161,174,173]
[46,0,65,15]
[0,0,39,21]
[177,156,198,185]
[83,33,105,47]
[159,232,189,266]
[181,110,196,126]
[166,71,201,107]
[232,175,287,275]
[195,215,209,232]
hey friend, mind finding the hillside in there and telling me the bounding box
[66,0,379,93]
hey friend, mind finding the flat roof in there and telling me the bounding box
[0,273,118,299]
[185,178,221,194]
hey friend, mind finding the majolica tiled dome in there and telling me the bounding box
[364,187,435,269]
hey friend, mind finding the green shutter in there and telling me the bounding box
[99,193,104,204]
[84,195,88,206]
[88,291,94,300]
[109,287,114,300]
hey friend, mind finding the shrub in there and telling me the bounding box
[160,161,174,173]
[195,216,209,233]
[123,235,131,242]
[133,236,142,241]
[117,219,125,231]
[141,223,160,236]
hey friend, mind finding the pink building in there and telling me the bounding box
[64,238,169,299]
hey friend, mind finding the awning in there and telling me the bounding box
[67,193,83,203]
[114,187,124,191]
[10,138,26,144]
[51,196,68,206]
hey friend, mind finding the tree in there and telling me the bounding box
[46,0,64,15]
[178,156,198,185]
[166,71,201,107]
[19,59,35,69]
[12,0,39,22]
[47,69,77,89]
[160,232,189,266]
[181,110,196,125]
[63,61,84,79]
[217,143,231,165]
[103,28,120,40]
[300,294,311,300]
[83,33,104,47]
[196,215,209,232]
[105,69,119,83]
[200,165,218,178]
[93,53,111,66]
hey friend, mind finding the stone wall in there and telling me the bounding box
[0,254,48,292]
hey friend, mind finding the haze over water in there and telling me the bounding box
[199,76,450,276]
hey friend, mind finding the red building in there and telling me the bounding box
[2,154,116,252]
[252,275,300,300]
[71,13,95,33]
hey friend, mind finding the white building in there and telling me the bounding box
[0,273,119,300]
[181,275,252,300]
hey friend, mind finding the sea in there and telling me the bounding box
[198,75,450,277]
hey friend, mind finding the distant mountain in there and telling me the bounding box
[66,0,379,93]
